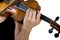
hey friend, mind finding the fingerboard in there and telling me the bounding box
[14,2,29,12]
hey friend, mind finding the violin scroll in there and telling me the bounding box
[49,17,60,38]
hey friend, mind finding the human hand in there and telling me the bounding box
[22,8,41,31]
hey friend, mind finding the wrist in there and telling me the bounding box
[22,25,32,33]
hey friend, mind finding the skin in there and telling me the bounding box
[0,8,41,40]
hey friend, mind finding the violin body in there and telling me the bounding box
[0,1,41,21]
[0,2,8,12]
[12,1,41,21]
[0,2,12,17]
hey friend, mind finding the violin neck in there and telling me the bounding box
[40,14,53,23]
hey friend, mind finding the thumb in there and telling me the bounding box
[6,8,16,14]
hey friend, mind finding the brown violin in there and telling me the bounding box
[0,0,60,38]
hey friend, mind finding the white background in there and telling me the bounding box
[29,0,60,40]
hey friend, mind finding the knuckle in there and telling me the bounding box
[36,19,40,23]
[26,18,31,21]
[27,18,35,22]
[31,19,35,22]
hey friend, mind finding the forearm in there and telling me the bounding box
[15,22,23,38]
[0,13,11,23]
[0,16,6,23]
[15,26,32,40]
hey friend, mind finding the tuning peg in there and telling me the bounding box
[54,32,60,38]
[48,28,53,33]
[55,16,59,21]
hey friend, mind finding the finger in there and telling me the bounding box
[25,8,30,18]
[35,11,41,24]
[36,11,41,19]
[31,10,36,21]
[6,9,16,14]
[36,19,41,25]
[28,9,33,19]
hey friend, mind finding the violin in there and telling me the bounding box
[0,0,60,38]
